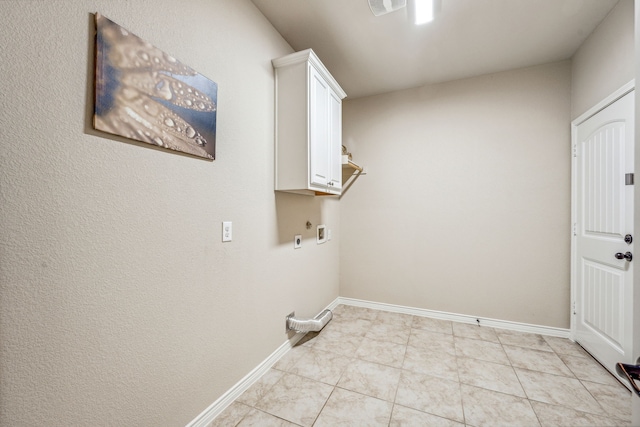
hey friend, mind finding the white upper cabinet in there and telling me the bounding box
[272,49,346,196]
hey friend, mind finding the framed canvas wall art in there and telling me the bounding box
[94,13,217,160]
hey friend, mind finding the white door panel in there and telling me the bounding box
[309,66,329,188]
[581,260,625,351]
[574,90,635,380]
[328,90,342,191]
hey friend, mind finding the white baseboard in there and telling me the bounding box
[185,298,341,427]
[184,338,299,427]
[187,296,569,426]
[337,297,570,338]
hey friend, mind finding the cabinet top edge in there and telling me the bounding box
[272,48,347,100]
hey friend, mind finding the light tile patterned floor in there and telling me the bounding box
[210,305,632,426]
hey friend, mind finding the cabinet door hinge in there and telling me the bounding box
[573,223,577,236]
[573,144,577,158]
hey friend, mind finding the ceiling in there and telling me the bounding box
[251,0,619,99]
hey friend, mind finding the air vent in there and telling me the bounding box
[368,0,407,16]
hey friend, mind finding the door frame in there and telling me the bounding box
[570,80,635,342]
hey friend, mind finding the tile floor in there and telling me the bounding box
[210,305,632,426]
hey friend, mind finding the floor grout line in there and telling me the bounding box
[213,304,631,427]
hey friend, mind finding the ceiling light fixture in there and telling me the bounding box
[368,0,407,17]
[414,0,440,25]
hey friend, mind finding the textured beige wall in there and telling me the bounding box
[571,0,634,119]
[341,61,572,328]
[0,1,340,425]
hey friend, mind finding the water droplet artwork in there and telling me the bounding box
[93,13,217,160]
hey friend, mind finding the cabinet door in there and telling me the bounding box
[309,66,330,189]
[328,89,342,192]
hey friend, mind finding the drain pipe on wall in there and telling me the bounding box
[286,309,333,333]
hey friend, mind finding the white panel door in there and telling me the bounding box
[574,90,635,378]
[328,89,342,192]
[309,65,329,189]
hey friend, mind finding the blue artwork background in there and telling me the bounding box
[156,73,218,154]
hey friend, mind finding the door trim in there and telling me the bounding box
[570,80,635,341]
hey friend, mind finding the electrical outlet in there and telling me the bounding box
[294,235,302,249]
[222,221,232,242]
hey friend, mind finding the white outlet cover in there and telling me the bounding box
[222,221,232,242]
[294,235,302,249]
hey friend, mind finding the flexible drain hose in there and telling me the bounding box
[286,309,333,333]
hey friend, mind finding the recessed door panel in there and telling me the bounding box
[582,259,624,351]
[582,123,625,238]
[309,66,329,189]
